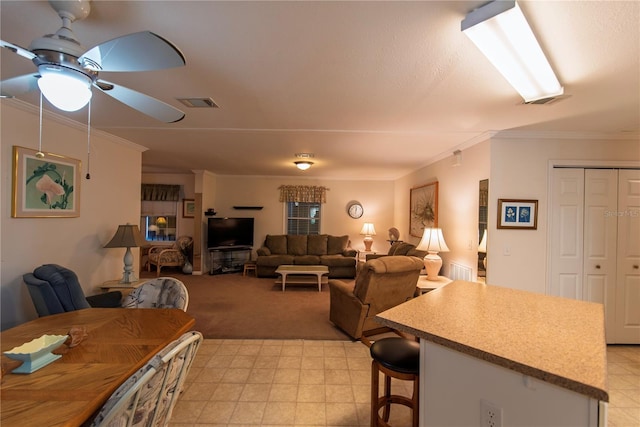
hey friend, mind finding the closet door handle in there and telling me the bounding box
[595,265,601,269]
[634,265,639,269]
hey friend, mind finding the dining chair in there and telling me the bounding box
[121,277,189,311]
[89,331,203,427]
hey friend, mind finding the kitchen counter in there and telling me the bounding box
[376,280,608,426]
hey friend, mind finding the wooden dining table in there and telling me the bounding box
[0,308,196,427]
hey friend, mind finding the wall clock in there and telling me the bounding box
[347,202,364,219]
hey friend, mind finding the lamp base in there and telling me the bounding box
[423,252,442,281]
[363,236,373,252]
[120,246,137,284]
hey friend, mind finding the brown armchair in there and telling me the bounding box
[147,236,193,276]
[329,256,424,343]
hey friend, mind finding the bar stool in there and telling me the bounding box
[370,337,420,427]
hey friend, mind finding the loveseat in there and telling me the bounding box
[365,240,428,261]
[256,234,357,278]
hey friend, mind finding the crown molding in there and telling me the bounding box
[2,98,148,152]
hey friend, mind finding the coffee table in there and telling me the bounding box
[275,265,329,292]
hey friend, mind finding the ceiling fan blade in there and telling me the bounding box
[1,39,36,60]
[79,31,185,72]
[0,73,39,97]
[95,79,185,123]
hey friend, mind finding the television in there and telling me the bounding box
[207,217,254,248]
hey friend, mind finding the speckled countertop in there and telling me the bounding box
[376,280,609,402]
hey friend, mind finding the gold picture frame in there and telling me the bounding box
[497,199,538,229]
[12,146,81,218]
[410,181,438,237]
[183,199,195,218]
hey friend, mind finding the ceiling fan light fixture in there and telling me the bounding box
[37,68,92,111]
[294,161,314,171]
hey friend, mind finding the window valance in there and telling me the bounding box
[278,185,329,203]
[141,184,181,201]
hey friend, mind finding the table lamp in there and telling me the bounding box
[360,223,376,251]
[415,228,450,281]
[105,224,146,284]
[478,229,488,269]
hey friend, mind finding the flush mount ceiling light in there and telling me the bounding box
[294,161,314,171]
[294,153,315,170]
[462,0,563,103]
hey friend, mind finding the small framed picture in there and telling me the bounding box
[497,199,538,229]
[182,199,195,218]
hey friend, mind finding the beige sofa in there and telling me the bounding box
[256,234,357,278]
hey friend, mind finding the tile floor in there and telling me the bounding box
[170,340,639,426]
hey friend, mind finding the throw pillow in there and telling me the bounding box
[287,235,308,256]
[327,235,349,255]
[266,235,287,254]
[307,234,328,255]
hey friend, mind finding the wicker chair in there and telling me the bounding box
[147,236,192,276]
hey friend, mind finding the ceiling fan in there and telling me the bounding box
[0,0,185,122]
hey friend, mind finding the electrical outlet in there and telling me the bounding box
[480,400,503,427]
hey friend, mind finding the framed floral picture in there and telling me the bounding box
[410,181,438,237]
[12,146,80,218]
[182,199,195,218]
[497,199,538,229]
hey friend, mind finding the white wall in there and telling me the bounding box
[395,141,491,279]
[1,101,144,329]
[488,134,640,294]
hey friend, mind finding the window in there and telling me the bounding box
[140,201,177,242]
[286,202,321,235]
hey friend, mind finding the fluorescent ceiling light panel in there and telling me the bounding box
[462,0,563,102]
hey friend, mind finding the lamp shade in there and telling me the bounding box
[462,0,563,103]
[478,229,488,253]
[416,228,450,253]
[104,224,146,249]
[360,223,376,236]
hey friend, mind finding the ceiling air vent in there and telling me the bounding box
[523,94,570,105]
[177,97,219,108]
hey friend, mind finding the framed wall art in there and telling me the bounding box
[497,199,538,230]
[12,146,80,218]
[410,181,438,237]
[183,199,195,218]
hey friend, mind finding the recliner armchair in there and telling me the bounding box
[23,264,123,317]
[329,256,424,343]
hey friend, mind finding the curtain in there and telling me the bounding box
[141,184,181,201]
[278,185,329,203]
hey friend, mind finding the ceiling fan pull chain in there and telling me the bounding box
[36,91,44,158]
[86,99,91,180]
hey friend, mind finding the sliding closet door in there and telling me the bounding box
[614,169,640,343]
[549,168,584,299]
[583,169,618,340]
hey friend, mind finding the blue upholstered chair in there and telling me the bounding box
[23,264,122,317]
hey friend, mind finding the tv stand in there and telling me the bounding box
[208,246,252,275]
